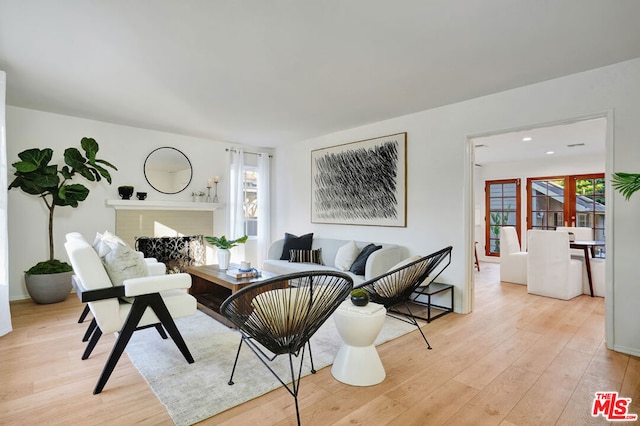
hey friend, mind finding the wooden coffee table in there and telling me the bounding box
[186,264,277,327]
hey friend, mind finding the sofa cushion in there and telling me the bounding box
[349,243,382,275]
[289,248,323,264]
[263,260,336,275]
[388,255,422,272]
[280,233,314,260]
[372,256,421,297]
[334,240,360,271]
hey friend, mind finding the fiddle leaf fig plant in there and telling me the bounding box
[8,137,117,274]
[204,235,248,250]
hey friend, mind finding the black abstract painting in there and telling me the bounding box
[311,132,406,227]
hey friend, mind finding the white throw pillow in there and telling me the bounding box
[334,241,360,271]
[93,230,128,257]
[90,231,147,302]
[101,240,149,287]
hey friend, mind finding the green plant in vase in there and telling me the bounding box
[8,137,117,303]
[204,235,248,270]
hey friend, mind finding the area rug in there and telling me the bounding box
[125,309,418,426]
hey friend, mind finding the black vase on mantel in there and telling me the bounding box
[118,186,134,200]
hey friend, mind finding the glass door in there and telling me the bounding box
[485,179,520,256]
[528,177,566,230]
[527,173,605,255]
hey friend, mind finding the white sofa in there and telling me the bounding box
[262,238,403,285]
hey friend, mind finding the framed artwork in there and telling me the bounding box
[311,132,407,227]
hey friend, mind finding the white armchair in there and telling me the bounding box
[527,230,583,300]
[64,234,197,394]
[556,226,592,256]
[67,232,168,338]
[499,227,527,285]
[555,226,605,297]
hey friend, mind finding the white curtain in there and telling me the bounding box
[227,149,245,240]
[257,153,271,268]
[0,70,12,337]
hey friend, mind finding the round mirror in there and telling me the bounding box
[144,147,193,194]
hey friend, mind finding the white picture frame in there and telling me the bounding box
[311,132,407,227]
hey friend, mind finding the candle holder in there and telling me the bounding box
[213,181,219,203]
[206,185,212,203]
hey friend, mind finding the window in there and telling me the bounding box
[528,177,566,230]
[527,173,605,256]
[242,167,258,237]
[485,179,521,256]
[574,175,605,243]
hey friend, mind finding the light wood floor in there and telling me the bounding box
[1,263,638,425]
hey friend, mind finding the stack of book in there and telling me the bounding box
[226,268,259,279]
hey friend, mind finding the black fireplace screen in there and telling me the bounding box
[135,235,205,273]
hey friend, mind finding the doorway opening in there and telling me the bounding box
[467,115,607,310]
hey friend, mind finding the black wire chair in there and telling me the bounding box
[220,271,353,425]
[355,246,453,349]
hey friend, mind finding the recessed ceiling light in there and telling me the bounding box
[546,150,555,155]
[522,137,532,142]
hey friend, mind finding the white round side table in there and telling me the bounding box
[331,300,386,386]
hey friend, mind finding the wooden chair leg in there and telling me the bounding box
[82,326,102,360]
[78,305,91,323]
[474,241,480,271]
[154,323,168,339]
[93,293,194,394]
[93,298,148,394]
[82,318,97,342]
[145,293,194,364]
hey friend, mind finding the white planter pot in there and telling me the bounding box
[217,248,231,270]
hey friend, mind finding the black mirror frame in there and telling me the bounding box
[143,147,193,194]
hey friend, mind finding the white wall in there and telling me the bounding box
[273,58,640,356]
[6,107,230,300]
[474,152,605,261]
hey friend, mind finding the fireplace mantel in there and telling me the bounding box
[106,199,224,211]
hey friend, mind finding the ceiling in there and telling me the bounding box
[473,116,607,166]
[1,1,640,148]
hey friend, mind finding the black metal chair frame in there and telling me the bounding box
[220,271,353,425]
[355,246,453,349]
[78,284,194,394]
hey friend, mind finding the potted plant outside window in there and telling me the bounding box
[204,235,248,270]
[8,137,117,304]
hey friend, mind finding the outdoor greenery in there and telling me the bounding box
[204,235,248,250]
[490,205,511,253]
[8,137,117,274]
[575,178,606,204]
